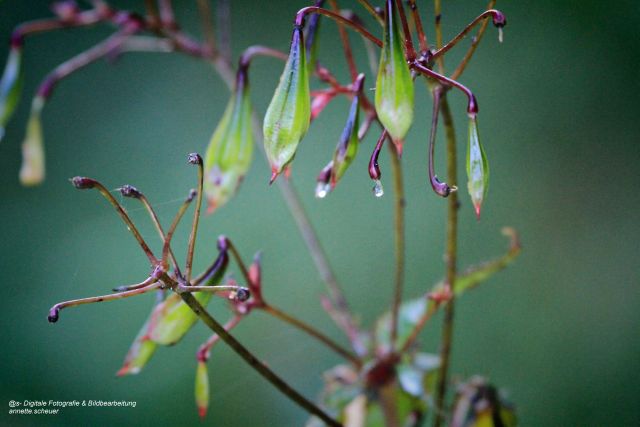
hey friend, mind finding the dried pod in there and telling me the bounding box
[19,96,45,186]
[195,361,210,419]
[466,117,489,219]
[263,26,310,181]
[204,69,253,213]
[375,0,414,146]
[0,46,23,141]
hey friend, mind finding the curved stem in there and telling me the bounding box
[185,154,204,283]
[433,96,459,427]
[428,87,453,197]
[262,304,361,367]
[388,143,405,351]
[239,46,287,69]
[176,290,341,426]
[295,7,382,47]
[356,0,385,26]
[450,0,497,81]
[162,190,196,265]
[431,9,504,60]
[411,61,478,115]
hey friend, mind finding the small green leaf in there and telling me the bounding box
[116,316,158,376]
[19,97,45,186]
[375,0,414,144]
[0,47,24,141]
[263,26,310,180]
[195,361,210,419]
[466,116,489,219]
[204,71,253,213]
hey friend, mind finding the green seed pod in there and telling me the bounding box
[116,317,158,376]
[19,96,45,186]
[263,26,310,181]
[466,117,489,219]
[204,70,253,213]
[375,0,414,145]
[330,75,363,188]
[195,361,210,419]
[0,47,24,142]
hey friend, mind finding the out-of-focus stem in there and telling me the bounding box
[433,96,459,427]
[262,304,361,367]
[196,0,216,54]
[388,142,405,351]
[434,0,444,74]
[328,0,358,80]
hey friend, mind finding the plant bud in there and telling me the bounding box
[195,361,210,419]
[0,46,23,142]
[19,96,45,186]
[263,26,310,181]
[116,318,157,376]
[330,76,363,188]
[204,70,253,213]
[466,117,489,219]
[375,0,414,145]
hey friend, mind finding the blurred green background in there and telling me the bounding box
[1,1,638,426]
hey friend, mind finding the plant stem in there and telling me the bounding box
[433,95,458,427]
[196,0,216,54]
[431,9,502,60]
[450,0,497,80]
[434,0,444,74]
[388,142,405,351]
[262,304,361,367]
[177,291,342,427]
[356,0,385,26]
[295,7,382,47]
[328,0,358,81]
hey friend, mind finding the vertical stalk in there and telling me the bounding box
[433,96,458,427]
[388,143,405,350]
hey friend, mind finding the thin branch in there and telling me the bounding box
[388,142,405,351]
[162,189,197,265]
[411,61,478,115]
[215,0,232,62]
[427,87,454,197]
[70,177,157,264]
[434,0,444,74]
[185,154,204,283]
[11,9,106,47]
[295,7,382,47]
[450,0,497,81]
[158,0,176,29]
[197,315,243,362]
[48,282,161,322]
[393,0,417,60]
[406,0,429,53]
[356,0,385,26]
[262,304,361,367]
[328,0,358,80]
[196,0,216,54]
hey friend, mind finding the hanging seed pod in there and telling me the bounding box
[203,68,253,213]
[19,96,45,186]
[330,74,364,188]
[263,26,310,182]
[195,361,210,419]
[0,46,23,141]
[375,0,414,146]
[116,317,158,376]
[466,116,489,219]
[304,1,323,75]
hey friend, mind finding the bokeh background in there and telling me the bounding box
[1,1,638,426]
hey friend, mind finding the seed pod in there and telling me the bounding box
[116,317,158,376]
[305,2,323,75]
[263,26,310,181]
[204,69,253,213]
[195,361,210,419]
[0,46,23,142]
[19,96,45,186]
[331,75,363,188]
[375,0,414,145]
[466,117,489,219]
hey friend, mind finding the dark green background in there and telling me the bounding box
[1,1,638,426]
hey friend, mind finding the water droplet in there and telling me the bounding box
[315,182,330,199]
[498,27,504,43]
[372,180,384,198]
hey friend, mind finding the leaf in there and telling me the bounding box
[0,47,23,141]
[466,116,489,219]
[19,97,45,186]
[204,71,253,213]
[263,26,310,179]
[375,0,414,145]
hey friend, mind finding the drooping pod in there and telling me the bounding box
[19,96,45,186]
[203,67,253,213]
[0,45,24,141]
[375,0,414,148]
[263,25,310,182]
[466,116,489,218]
[330,74,364,188]
[116,316,158,376]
